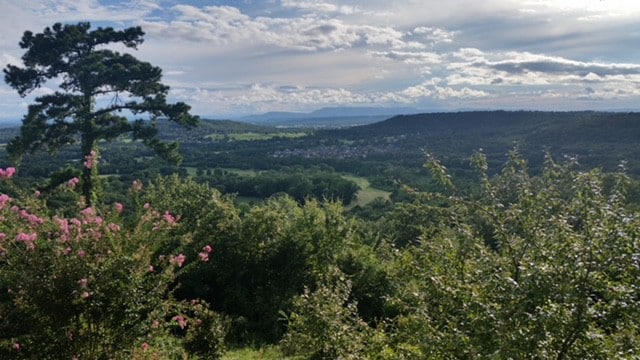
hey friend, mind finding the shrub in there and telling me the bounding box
[0,173,227,359]
[280,269,374,360]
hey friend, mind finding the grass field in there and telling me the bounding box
[184,168,390,208]
[342,174,391,208]
[206,132,308,141]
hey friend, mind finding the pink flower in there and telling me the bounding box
[67,177,80,189]
[81,207,94,217]
[12,342,21,351]
[163,211,177,225]
[0,194,10,209]
[172,315,188,329]
[143,202,151,210]
[198,245,213,262]
[34,190,41,198]
[77,250,86,258]
[107,223,121,232]
[78,278,88,288]
[83,150,98,169]
[56,217,69,232]
[148,265,155,273]
[114,202,124,214]
[0,233,6,241]
[19,209,44,226]
[16,232,37,250]
[81,291,91,300]
[0,167,16,179]
[141,342,150,351]
[170,253,186,267]
[198,252,209,262]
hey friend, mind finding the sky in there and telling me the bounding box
[1,0,640,120]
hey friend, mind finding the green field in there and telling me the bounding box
[184,168,389,208]
[342,174,391,208]
[206,132,308,141]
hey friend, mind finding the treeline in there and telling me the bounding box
[193,167,360,205]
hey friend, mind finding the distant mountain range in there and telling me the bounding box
[235,106,422,127]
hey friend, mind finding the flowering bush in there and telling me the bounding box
[0,174,226,359]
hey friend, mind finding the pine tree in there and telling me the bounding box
[4,22,199,205]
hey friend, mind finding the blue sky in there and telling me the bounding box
[1,0,640,120]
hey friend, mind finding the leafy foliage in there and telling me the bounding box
[4,22,198,204]
[281,270,374,359]
[0,176,226,359]
[281,151,640,359]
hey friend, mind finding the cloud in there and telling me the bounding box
[441,48,640,88]
[281,0,358,15]
[138,4,441,52]
[400,82,488,99]
[486,53,640,77]
[369,50,442,65]
[0,53,21,69]
[411,26,456,44]
[33,0,159,22]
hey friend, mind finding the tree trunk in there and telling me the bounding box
[80,138,97,207]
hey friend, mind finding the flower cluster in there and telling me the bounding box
[68,177,80,189]
[16,232,37,250]
[83,150,98,170]
[172,315,188,330]
[0,167,16,179]
[198,244,213,262]
[114,202,124,214]
[0,169,225,357]
[170,253,186,267]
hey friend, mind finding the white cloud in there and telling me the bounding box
[369,50,442,65]
[138,4,443,53]
[33,0,159,22]
[400,82,488,100]
[281,0,358,15]
[0,53,21,69]
[412,26,456,44]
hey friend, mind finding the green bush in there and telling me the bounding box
[0,175,227,359]
[280,270,374,360]
[280,152,640,359]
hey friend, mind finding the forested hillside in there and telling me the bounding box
[334,111,640,174]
